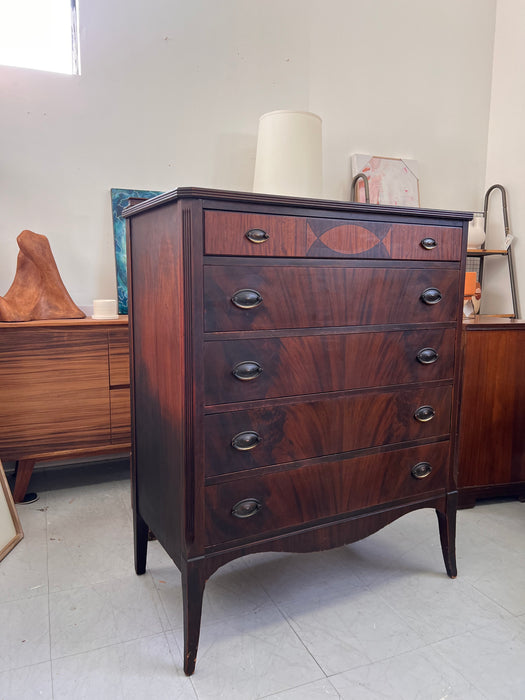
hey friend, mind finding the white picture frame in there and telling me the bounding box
[351,154,420,206]
[0,460,23,562]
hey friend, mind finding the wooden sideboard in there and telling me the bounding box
[0,317,131,502]
[458,317,525,507]
[124,187,469,675]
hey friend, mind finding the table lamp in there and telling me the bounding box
[253,110,322,198]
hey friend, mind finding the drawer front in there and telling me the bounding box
[204,328,455,405]
[204,210,462,261]
[205,211,306,256]
[110,388,131,443]
[204,265,460,331]
[0,329,111,454]
[205,442,450,546]
[108,327,130,387]
[204,385,452,477]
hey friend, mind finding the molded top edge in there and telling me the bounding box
[122,186,473,221]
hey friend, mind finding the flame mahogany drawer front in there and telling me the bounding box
[204,385,452,478]
[204,264,460,332]
[204,328,455,406]
[204,210,463,261]
[204,441,450,547]
[125,187,469,675]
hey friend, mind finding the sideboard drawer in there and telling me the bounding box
[204,385,452,477]
[204,265,460,332]
[110,387,131,443]
[205,441,450,546]
[0,328,111,454]
[109,327,130,386]
[204,210,462,261]
[204,328,456,405]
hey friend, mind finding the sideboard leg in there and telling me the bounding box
[12,459,36,503]
[181,560,206,676]
[134,508,149,575]
[436,492,458,579]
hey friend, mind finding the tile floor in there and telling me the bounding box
[1,461,524,699]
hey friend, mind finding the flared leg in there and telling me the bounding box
[134,508,149,575]
[181,559,207,676]
[436,491,458,578]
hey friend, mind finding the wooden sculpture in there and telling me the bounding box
[0,230,85,322]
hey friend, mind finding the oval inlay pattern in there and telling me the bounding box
[317,224,381,254]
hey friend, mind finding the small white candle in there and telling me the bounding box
[92,299,118,319]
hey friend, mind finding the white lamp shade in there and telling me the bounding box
[253,110,322,198]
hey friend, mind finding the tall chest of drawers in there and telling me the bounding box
[124,188,469,675]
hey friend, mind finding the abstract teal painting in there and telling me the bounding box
[111,188,162,314]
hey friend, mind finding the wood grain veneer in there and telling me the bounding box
[458,318,525,506]
[203,328,456,405]
[204,264,460,331]
[0,318,131,501]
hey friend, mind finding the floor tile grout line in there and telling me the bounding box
[254,577,333,681]
[468,579,523,618]
[43,496,57,700]
[48,630,173,663]
[259,676,342,699]
[372,566,519,646]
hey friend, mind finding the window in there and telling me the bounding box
[0,0,80,75]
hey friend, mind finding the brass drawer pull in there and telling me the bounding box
[420,237,437,250]
[416,347,439,365]
[231,431,262,451]
[231,498,263,518]
[414,405,436,423]
[411,461,433,479]
[232,361,263,381]
[420,287,442,305]
[245,228,270,244]
[231,289,263,309]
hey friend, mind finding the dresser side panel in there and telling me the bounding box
[128,203,187,562]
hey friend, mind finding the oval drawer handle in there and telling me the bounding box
[420,237,437,250]
[245,228,270,244]
[231,289,263,309]
[232,361,263,381]
[231,431,262,451]
[416,347,439,365]
[231,498,263,518]
[420,287,442,305]
[411,461,433,479]
[414,405,436,423]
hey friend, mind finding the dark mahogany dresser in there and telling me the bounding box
[124,187,470,675]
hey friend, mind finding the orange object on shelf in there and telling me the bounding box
[464,271,477,297]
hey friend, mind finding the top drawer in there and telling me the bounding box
[204,210,463,261]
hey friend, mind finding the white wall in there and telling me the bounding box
[0,0,496,309]
[482,0,525,316]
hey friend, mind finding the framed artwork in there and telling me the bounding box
[111,188,162,314]
[351,154,420,207]
[0,460,23,563]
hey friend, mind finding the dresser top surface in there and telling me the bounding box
[463,315,525,329]
[0,316,128,330]
[122,186,473,223]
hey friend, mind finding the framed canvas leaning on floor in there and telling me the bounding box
[0,460,23,562]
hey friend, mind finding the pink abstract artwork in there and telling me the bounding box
[351,155,420,207]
